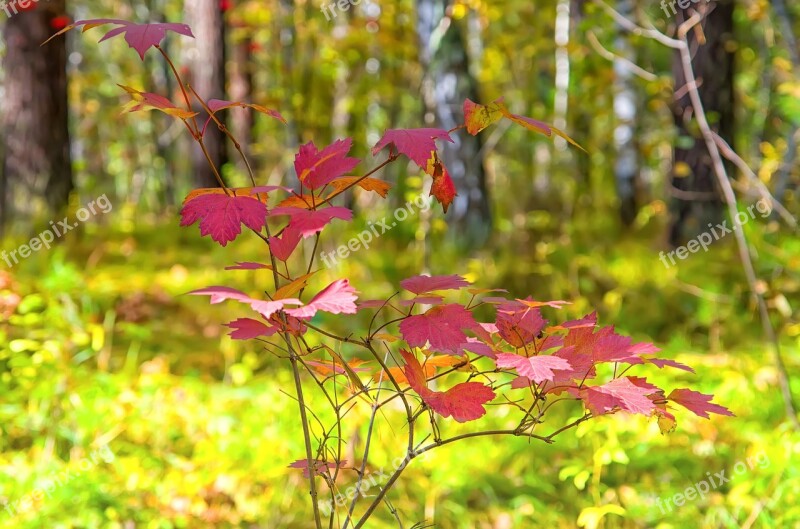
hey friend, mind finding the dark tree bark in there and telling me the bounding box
[669,0,735,245]
[1,0,73,228]
[230,34,254,168]
[184,0,227,188]
[416,0,491,245]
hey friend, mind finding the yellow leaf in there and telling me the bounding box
[274,272,317,300]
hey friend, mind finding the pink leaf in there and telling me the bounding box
[400,350,494,423]
[62,19,194,60]
[268,206,353,238]
[399,304,479,355]
[496,353,571,383]
[582,377,657,416]
[668,389,735,419]
[188,286,251,304]
[400,274,471,295]
[285,279,358,319]
[269,228,303,262]
[372,128,454,169]
[225,318,279,340]
[424,383,496,423]
[645,358,696,373]
[249,299,303,319]
[180,193,268,246]
[188,287,301,319]
[207,98,285,123]
[495,305,547,348]
[294,138,360,189]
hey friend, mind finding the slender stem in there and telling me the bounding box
[313,155,399,209]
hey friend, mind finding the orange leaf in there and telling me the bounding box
[328,177,392,198]
[118,84,198,119]
[463,98,504,135]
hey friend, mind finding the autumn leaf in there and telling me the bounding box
[269,228,303,262]
[463,98,504,135]
[400,349,494,423]
[118,84,197,119]
[273,272,318,300]
[496,353,571,383]
[224,262,273,271]
[207,98,285,123]
[306,358,371,377]
[495,304,548,348]
[399,304,479,355]
[400,274,471,295]
[668,389,735,419]
[180,193,269,246]
[327,176,392,198]
[645,358,696,373]
[45,19,194,60]
[463,97,585,151]
[182,185,289,205]
[581,377,657,416]
[294,138,361,190]
[268,206,353,238]
[225,318,279,340]
[285,279,359,319]
[188,286,302,319]
[372,128,454,169]
[426,151,457,212]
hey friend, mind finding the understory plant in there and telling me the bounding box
[48,18,733,528]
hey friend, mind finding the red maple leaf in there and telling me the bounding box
[46,19,194,60]
[268,206,353,238]
[668,389,735,419]
[285,279,358,319]
[645,358,695,373]
[401,350,494,423]
[427,152,457,212]
[294,138,360,190]
[400,274,470,295]
[269,228,303,262]
[225,318,279,339]
[399,304,479,355]
[495,304,547,348]
[580,377,657,416]
[180,193,268,246]
[372,128,453,169]
[496,353,571,383]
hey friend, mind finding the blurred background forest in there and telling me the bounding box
[1,0,799,527]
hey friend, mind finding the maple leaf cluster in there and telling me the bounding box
[51,16,735,527]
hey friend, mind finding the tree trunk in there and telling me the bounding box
[184,0,227,188]
[416,0,491,245]
[1,0,73,229]
[613,0,641,225]
[669,0,735,245]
